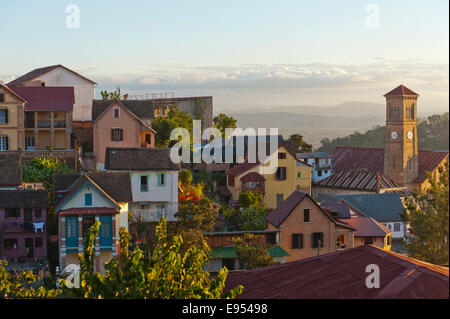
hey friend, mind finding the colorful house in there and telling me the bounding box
[226,142,312,209]
[104,147,180,222]
[92,100,156,170]
[54,172,132,274]
[266,190,355,262]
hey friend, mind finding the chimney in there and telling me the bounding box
[123,94,129,100]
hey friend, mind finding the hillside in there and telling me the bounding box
[317,113,449,153]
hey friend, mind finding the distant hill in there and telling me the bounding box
[317,112,449,153]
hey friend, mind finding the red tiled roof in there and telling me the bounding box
[224,245,449,299]
[240,172,265,183]
[342,217,391,237]
[317,169,404,191]
[227,161,260,176]
[329,146,448,185]
[9,86,74,111]
[384,84,419,97]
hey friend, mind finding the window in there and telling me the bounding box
[0,136,8,151]
[386,236,391,246]
[145,134,152,145]
[292,233,304,249]
[276,167,287,180]
[394,223,401,232]
[5,208,20,218]
[0,93,4,102]
[82,217,95,238]
[158,173,166,186]
[303,209,310,223]
[297,172,301,178]
[85,193,92,206]
[35,208,42,219]
[276,194,284,207]
[111,128,123,141]
[317,170,322,177]
[278,152,286,159]
[0,109,7,124]
[65,216,78,248]
[312,232,324,248]
[35,237,43,248]
[113,107,120,118]
[99,215,112,247]
[4,238,18,250]
[228,175,235,187]
[140,175,148,192]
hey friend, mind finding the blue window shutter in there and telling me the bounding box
[66,216,78,248]
[85,193,92,206]
[99,215,112,247]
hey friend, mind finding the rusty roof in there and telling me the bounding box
[384,84,419,97]
[329,146,448,185]
[240,171,265,183]
[224,245,449,299]
[341,217,391,237]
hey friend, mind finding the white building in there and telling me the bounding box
[297,152,333,183]
[8,65,96,121]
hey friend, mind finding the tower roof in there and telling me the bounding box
[384,84,419,97]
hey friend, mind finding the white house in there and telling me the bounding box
[297,152,333,183]
[104,147,180,222]
[8,64,96,121]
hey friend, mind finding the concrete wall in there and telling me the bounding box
[0,86,25,150]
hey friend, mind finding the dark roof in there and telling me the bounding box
[0,153,22,187]
[384,84,419,97]
[7,64,96,86]
[318,195,352,219]
[0,84,27,102]
[329,146,448,185]
[297,152,330,159]
[54,172,132,209]
[92,99,155,121]
[9,86,74,111]
[227,161,260,177]
[334,193,405,222]
[266,190,354,230]
[342,217,391,237]
[105,147,180,171]
[317,170,404,192]
[0,189,49,208]
[240,172,265,183]
[224,245,449,299]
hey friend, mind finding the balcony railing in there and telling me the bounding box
[38,121,51,128]
[1,221,44,233]
[54,121,66,128]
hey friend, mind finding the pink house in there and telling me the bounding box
[92,100,156,170]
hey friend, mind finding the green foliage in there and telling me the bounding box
[287,133,312,153]
[239,190,263,208]
[179,169,193,185]
[22,157,74,191]
[233,234,276,270]
[101,87,122,100]
[239,207,269,231]
[213,113,237,137]
[212,172,226,186]
[0,261,61,298]
[317,112,449,153]
[152,109,194,148]
[401,161,449,265]
[62,219,242,299]
[193,170,212,193]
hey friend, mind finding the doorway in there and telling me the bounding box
[25,238,34,258]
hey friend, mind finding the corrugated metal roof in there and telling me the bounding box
[224,245,449,299]
[240,172,265,183]
[342,217,391,237]
[9,86,74,111]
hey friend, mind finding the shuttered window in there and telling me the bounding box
[66,216,79,248]
[303,209,310,222]
[292,233,304,249]
[111,128,123,141]
[276,167,287,180]
[0,109,7,124]
[312,232,324,248]
[99,215,112,247]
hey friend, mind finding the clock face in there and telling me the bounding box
[391,131,398,140]
[407,131,413,140]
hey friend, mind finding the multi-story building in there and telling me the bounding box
[104,147,180,222]
[297,152,333,183]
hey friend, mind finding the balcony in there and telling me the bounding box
[38,121,51,128]
[25,120,35,129]
[54,121,66,128]
[1,221,43,233]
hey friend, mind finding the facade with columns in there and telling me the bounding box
[54,173,131,274]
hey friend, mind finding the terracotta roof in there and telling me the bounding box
[0,189,49,208]
[342,217,391,237]
[7,64,97,86]
[329,146,448,185]
[9,86,74,111]
[224,245,449,299]
[0,152,22,187]
[105,147,180,171]
[317,170,404,192]
[266,190,355,230]
[240,172,265,183]
[384,84,419,97]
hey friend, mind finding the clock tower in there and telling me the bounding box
[383,85,419,187]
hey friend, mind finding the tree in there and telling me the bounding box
[239,190,263,208]
[213,113,237,137]
[100,87,123,100]
[152,109,193,148]
[0,261,61,298]
[239,207,269,231]
[179,170,193,185]
[233,234,276,270]
[401,161,449,265]
[287,133,313,153]
[62,219,242,298]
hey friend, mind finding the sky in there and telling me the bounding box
[0,0,448,114]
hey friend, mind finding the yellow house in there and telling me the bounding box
[226,143,312,209]
[0,84,26,151]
